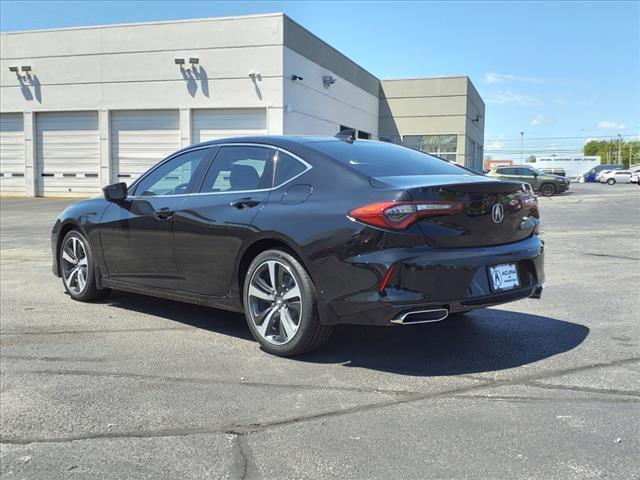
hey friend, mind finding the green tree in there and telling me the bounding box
[526,155,536,163]
[584,139,640,168]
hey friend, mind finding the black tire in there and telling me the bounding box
[539,183,556,196]
[59,230,110,302]
[607,178,615,185]
[243,249,332,356]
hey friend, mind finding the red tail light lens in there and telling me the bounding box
[349,201,464,230]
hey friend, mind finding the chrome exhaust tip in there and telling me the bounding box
[391,308,449,325]
[529,285,544,299]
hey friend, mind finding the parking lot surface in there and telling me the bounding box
[1,183,639,479]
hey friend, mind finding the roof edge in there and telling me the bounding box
[0,12,285,35]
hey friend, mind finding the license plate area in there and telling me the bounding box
[488,263,520,291]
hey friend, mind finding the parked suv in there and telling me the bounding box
[487,165,569,196]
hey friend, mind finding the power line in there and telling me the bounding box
[485,134,639,142]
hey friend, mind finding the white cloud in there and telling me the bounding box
[597,121,627,130]
[486,90,542,107]
[531,115,551,126]
[484,72,543,84]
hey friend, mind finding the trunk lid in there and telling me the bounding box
[371,174,539,248]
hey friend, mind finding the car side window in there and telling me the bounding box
[200,146,273,193]
[134,148,211,197]
[499,168,517,175]
[274,151,308,187]
[516,168,534,176]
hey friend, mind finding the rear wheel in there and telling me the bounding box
[607,178,615,185]
[60,230,110,302]
[243,249,332,356]
[539,183,556,196]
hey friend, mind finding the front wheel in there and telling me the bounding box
[539,183,556,196]
[243,249,332,356]
[59,230,110,301]
[607,178,615,185]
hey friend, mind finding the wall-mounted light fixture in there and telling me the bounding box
[248,71,262,80]
[174,58,185,66]
[189,57,199,65]
[290,74,304,81]
[8,65,19,73]
[322,75,336,88]
[472,114,483,123]
[21,65,32,73]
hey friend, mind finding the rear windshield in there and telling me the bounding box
[307,140,473,177]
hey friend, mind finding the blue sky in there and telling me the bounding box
[1,1,638,158]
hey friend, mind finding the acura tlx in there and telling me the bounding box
[51,131,544,356]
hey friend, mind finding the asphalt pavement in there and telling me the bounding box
[1,183,639,479]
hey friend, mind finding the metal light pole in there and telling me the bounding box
[520,131,524,163]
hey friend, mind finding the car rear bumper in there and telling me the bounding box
[319,235,545,326]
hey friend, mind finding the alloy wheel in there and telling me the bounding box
[61,236,89,295]
[247,260,302,345]
[541,184,555,196]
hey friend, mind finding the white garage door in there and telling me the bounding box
[192,108,267,144]
[0,113,26,195]
[36,112,100,197]
[111,110,181,185]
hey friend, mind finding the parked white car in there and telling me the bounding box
[631,172,639,185]
[595,170,614,182]
[600,170,632,185]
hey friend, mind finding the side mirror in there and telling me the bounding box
[103,182,128,202]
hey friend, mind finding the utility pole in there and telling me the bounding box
[618,134,623,166]
[520,131,524,163]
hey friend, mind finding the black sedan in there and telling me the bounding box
[51,134,544,356]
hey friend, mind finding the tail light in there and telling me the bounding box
[348,201,464,230]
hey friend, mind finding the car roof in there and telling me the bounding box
[167,135,366,160]
[191,135,348,149]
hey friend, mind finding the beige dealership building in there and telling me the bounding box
[0,13,485,197]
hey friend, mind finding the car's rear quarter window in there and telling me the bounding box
[307,140,470,177]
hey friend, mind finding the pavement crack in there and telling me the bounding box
[1,355,108,363]
[584,252,640,261]
[229,433,255,480]
[0,327,191,336]
[452,394,640,404]
[3,356,639,446]
[527,381,640,398]
[3,368,414,398]
[230,434,248,480]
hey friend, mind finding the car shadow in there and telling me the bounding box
[300,310,589,376]
[103,292,589,377]
[102,291,254,342]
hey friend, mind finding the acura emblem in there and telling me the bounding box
[492,203,504,224]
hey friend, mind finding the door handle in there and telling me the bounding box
[230,198,261,209]
[153,208,175,220]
